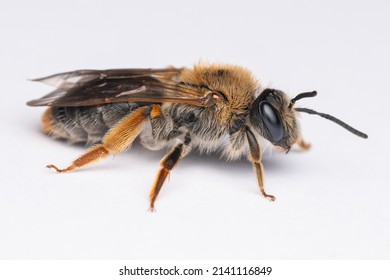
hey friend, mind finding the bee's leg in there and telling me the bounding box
[47,106,152,173]
[245,128,276,201]
[296,138,311,151]
[149,134,191,211]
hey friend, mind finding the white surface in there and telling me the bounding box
[0,0,389,259]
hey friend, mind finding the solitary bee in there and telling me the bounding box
[27,63,367,210]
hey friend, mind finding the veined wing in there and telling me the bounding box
[27,68,210,107]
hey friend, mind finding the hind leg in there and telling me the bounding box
[47,106,153,173]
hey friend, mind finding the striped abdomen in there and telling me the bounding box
[41,103,142,144]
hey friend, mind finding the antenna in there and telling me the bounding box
[295,107,368,139]
[289,91,317,108]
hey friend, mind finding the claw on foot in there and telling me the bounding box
[46,164,75,173]
[262,192,276,201]
[267,195,276,201]
[297,139,311,151]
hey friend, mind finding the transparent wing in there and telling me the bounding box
[27,68,209,107]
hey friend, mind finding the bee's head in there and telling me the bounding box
[249,88,299,151]
[249,89,367,151]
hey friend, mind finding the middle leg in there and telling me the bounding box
[149,133,191,211]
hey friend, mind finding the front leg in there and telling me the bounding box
[245,128,276,201]
[296,137,311,151]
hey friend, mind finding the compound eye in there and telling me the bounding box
[259,102,284,142]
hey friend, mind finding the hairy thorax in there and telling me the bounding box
[140,62,261,159]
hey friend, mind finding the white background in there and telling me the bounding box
[0,0,389,260]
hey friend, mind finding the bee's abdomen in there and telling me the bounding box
[41,103,140,144]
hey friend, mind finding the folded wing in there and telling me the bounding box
[27,68,207,107]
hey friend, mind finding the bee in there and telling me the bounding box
[27,63,368,211]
